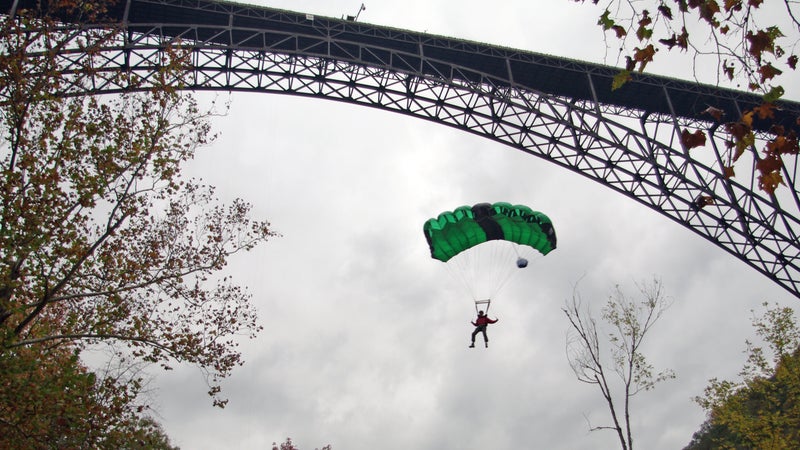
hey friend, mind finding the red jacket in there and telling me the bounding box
[472,315,497,326]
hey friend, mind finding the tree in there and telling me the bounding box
[109,416,181,450]
[272,437,332,450]
[0,334,179,449]
[573,0,799,194]
[0,0,276,415]
[686,302,800,449]
[563,278,675,450]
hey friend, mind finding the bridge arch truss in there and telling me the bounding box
[4,0,800,298]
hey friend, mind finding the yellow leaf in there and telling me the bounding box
[633,45,656,71]
[612,70,632,90]
[741,111,754,127]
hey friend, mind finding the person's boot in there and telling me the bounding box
[485,341,488,348]
[469,342,475,348]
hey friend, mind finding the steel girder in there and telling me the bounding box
[3,0,800,298]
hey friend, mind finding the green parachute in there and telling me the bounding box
[424,202,556,261]
[423,202,557,306]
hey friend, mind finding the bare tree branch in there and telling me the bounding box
[564,277,675,450]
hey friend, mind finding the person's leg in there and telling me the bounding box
[481,329,489,347]
[470,328,479,347]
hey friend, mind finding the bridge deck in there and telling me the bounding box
[5,0,800,130]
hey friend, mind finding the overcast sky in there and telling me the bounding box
[144,1,799,449]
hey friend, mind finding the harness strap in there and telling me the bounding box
[474,299,491,314]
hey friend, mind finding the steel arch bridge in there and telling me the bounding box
[4,0,800,298]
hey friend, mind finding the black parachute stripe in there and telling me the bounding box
[472,202,505,241]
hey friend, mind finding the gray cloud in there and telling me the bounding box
[144,1,800,449]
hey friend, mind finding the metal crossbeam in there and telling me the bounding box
[3,0,800,298]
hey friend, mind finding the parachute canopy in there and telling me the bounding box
[423,202,557,262]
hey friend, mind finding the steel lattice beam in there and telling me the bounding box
[3,0,800,298]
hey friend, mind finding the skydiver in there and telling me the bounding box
[469,310,498,348]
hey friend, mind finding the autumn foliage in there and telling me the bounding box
[578,0,800,194]
[1,334,179,449]
[688,303,800,449]
[0,0,276,445]
[273,437,333,450]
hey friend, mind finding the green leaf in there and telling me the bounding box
[598,9,615,30]
[763,85,785,103]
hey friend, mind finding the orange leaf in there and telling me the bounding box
[681,129,706,149]
[724,0,743,12]
[746,29,773,62]
[757,63,782,83]
[756,154,782,174]
[677,27,689,49]
[741,111,754,127]
[723,165,735,179]
[766,136,786,154]
[726,122,748,141]
[633,45,656,71]
[752,102,775,120]
[722,61,735,80]
[758,171,783,194]
[698,0,721,24]
[766,134,799,155]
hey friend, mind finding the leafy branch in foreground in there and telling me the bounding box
[574,0,799,194]
[0,0,277,411]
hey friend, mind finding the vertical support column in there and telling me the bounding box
[123,0,132,23]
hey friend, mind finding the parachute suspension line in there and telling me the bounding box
[442,241,537,303]
[475,299,491,314]
[489,241,519,299]
[443,253,479,301]
[444,241,506,301]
